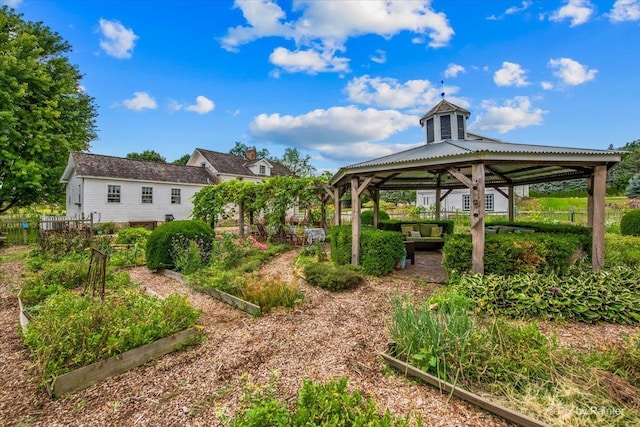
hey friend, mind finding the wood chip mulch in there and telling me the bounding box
[1,246,637,427]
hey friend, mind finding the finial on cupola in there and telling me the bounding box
[440,80,445,100]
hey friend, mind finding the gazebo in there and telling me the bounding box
[328,100,624,273]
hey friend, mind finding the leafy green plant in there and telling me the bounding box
[450,267,640,324]
[145,220,214,270]
[93,222,117,235]
[606,234,640,267]
[114,227,151,245]
[303,262,364,291]
[229,377,417,426]
[23,289,200,382]
[330,226,404,276]
[620,209,640,236]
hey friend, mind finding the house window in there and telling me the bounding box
[457,114,465,139]
[426,118,434,143]
[141,186,153,204]
[440,115,451,139]
[171,188,181,204]
[462,194,495,211]
[259,165,266,175]
[107,185,121,203]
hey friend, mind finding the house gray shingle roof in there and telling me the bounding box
[195,148,293,177]
[67,152,215,185]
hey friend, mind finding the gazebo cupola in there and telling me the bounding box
[419,99,471,144]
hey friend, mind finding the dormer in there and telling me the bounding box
[419,100,470,144]
[246,158,273,176]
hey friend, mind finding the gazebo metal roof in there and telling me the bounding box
[330,133,625,191]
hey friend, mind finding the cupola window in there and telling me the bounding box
[426,118,434,143]
[440,115,451,140]
[457,114,465,139]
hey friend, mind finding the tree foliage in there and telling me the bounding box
[0,7,97,213]
[610,139,640,193]
[228,141,270,159]
[280,147,316,177]
[126,150,167,163]
[192,180,259,227]
[626,173,640,199]
[171,154,191,165]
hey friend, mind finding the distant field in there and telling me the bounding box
[520,196,629,211]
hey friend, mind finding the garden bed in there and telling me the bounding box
[381,347,548,427]
[157,268,261,316]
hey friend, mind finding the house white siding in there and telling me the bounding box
[65,174,84,219]
[416,185,529,213]
[77,178,206,223]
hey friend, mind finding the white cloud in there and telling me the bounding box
[185,96,215,114]
[609,0,640,22]
[249,106,418,161]
[493,62,529,87]
[1,0,23,7]
[471,96,546,133]
[269,46,349,74]
[221,1,454,74]
[444,63,465,78]
[370,49,387,64]
[98,19,138,59]
[122,92,157,111]
[541,81,554,90]
[548,57,597,85]
[487,1,532,20]
[549,0,594,26]
[345,75,466,110]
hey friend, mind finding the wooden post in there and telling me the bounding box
[351,177,361,265]
[372,189,380,228]
[471,164,485,274]
[587,176,594,228]
[435,188,441,220]
[334,187,341,226]
[592,165,606,271]
[508,186,515,222]
[238,201,245,237]
[320,195,327,229]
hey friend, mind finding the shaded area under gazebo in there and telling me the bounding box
[326,100,624,273]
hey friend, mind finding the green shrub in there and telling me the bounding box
[443,233,590,276]
[606,234,640,267]
[620,209,640,236]
[94,222,118,235]
[330,226,404,276]
[303,262,364,291]
[378,219,455,235]
[450,267,640,323]
[485,220,592,235]
[114,227,151,245]
[145,220,214,270]
[40,259,89,289]
[360,209,390,226]
[38,229,93,259]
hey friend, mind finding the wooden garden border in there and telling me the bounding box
[380,350,549,427]
[157,268,261,317]
[17,298,201,398]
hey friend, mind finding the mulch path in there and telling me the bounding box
[1,245,637,426]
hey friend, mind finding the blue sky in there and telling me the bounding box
[5,0,640,173]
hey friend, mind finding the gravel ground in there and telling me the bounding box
[1,245,637,427]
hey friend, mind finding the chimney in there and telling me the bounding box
[245,148,257,161]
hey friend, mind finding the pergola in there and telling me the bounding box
[327,134,623,273]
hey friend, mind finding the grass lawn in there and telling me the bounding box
[520,196,629,211]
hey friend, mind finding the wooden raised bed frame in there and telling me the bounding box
[157,268,261,317]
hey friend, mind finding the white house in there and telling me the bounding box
[414,100,528,214]
[60,149,293,224]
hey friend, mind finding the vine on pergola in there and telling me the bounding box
[192,176,318,231]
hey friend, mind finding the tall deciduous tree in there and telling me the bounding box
[0,7,97,213]
[126,150,167,163]
[172,154,191,165]
[228,141,270,159]
[280,147,316,177]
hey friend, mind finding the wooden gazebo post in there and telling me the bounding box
[591,165,607,271]
[350,176,374,265]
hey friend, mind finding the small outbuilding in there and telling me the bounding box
[329,100,624,273]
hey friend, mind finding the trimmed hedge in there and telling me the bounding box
[329,226,404,276]
[485,220,592,236]
[145,220,214,270]
[621,209,640,237]
[443,232,590,275]
[360,209,390,226]
[303,263,365,291]
[378,219,454,235]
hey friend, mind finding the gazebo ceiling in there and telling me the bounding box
[330,136,624,190]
